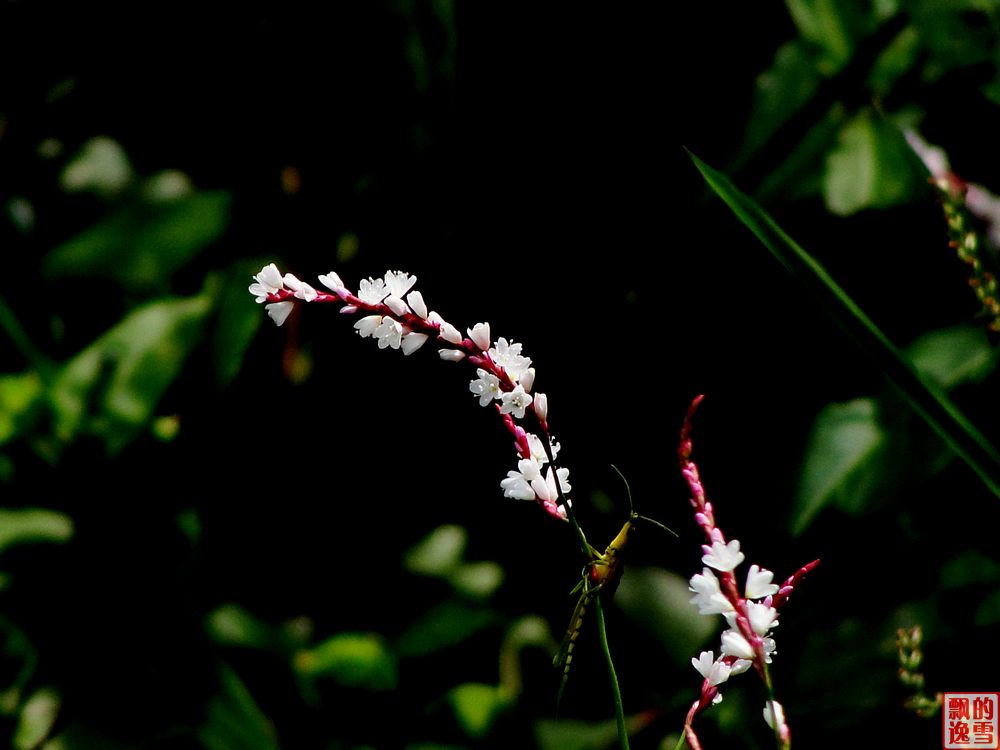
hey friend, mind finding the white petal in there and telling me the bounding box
[745,564,778,599]
[533,392,548,421]
[265,301,294,327]
[439,321,463,345]
[468,322,491,351]
[401,333,429,355]
[438,349,466,362]
[318,271,346,292]
[406,290,428,319]
[354,315,381,338]
[720,630,756,660]
[385,295,410,316]
[519,367,535,392]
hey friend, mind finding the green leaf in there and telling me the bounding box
[0,373,43,445]
[198,665,279,750]
[449,561,504,601]
[12,687,60,750]
[59,136,134,198]
[294,632,397,690]
[792,398,887,535]
[213,264,266,388]
[535,718,621,750]
[44,189,231,292]
[688,149,1000,502]
[403,524,466,578]
[49,290,214,454]
[906,325,996,390]
[823,109,923,215]
[447,683,510,739]
[974,589,1000,627]
[206,604,274,650]
[940,549,1000,590]
[785,0,863,73]
[614,567,715,667]
[393,601,499,658]
[0,509,73,554]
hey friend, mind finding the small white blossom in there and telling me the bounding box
[469,369,503,406]
[499,385,532,419]
[354,315,381,338]
[374,317,403,349]
[702,539,745,572]
[720,629,756,660]
[763,700,786,731]
[489,337,532,381]
[358,277,389,305]
[439,349,466,362]
[762,637,777,663]
[692,651,732,686]
[283,273,317,302]
[689,568,734,615]
[318,271,346,294]
[533,392,548,421]
[249,263,285,302]
[730,658,753,676]
[500,457,543,501]
[384,270,417,298]
[745,564,779,599]
[384,295,410,316]
[430,312,463,345]
[265,301,294,326]
[531,466,571,503]
[401,332,429,355]
[520,367,535,392]
[406,290,428,318]
[468,322,491,351]
[526,433,558,463]
[745,601,779,636]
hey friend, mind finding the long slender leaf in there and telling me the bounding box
[688,149,1000,501]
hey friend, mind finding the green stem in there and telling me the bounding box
[593,596,629,750]
[0,294,52,381]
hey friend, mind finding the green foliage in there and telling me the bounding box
[0,509,73,554]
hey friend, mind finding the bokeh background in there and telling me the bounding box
[2,3,1000,748]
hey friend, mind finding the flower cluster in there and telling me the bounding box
[679,396,819,750]
[249,264,571,521]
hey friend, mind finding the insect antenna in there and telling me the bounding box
[609,464,679,538]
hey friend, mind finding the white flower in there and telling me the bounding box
[429,312,463,345]
[500,457,543,501]
[283,273,317,302]
[692,651,732,686]
[745,564,779,599]
[318,271,346,294]
[406,290,428,318]
[526,433,557,463]
[249,263,285,302]
[531,466,570,503]
[438,349,466,362]
[358,277,389,305]
[763,700,785,731]
[745,601,779,636]
[374,317,403,349]
[384,270,416,298]
[533,392,548,421]
[265,301,294,326]
[762,637,776,663]
[469,369,503,406]
[499,385,532,419]
[489,337,531,381]
[519,367,535,392]
[354,315,381,338]
[720,629,756,660]
[384,295,410,316]
[401,332,429,355]
[689,568,734,615]
[702,539,745,572]
[730,658,753,676]
[468,322,491,351]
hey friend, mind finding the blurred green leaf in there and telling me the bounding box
[689,150,1000,502]
[974,589,1000,626]
[44,189,231,292]
[0,373,43,445]
[786,0,862,73]
[868,23,920,95]
[0,509,73,554]
[49,289,214,454]
[615,567,716,667]
[198,665,279,750]
[907,325,996,389]
[823,109,922,215]
[206,604,274,650]
[792,398,887,535]
[535,718,621,750]
[940,549,1000,589]
[403,524,466,578]
[449,561,504,601]
[447,682,510,739]
[294,632,397,690]
[393,601,499,658]
[213,265,266,387]
[59,137,134,198]
[12,687,59,750]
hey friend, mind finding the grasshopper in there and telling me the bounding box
[553,469,675,707]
